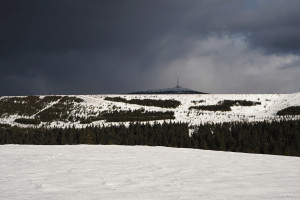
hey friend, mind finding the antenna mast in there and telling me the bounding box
[176,76,180,88]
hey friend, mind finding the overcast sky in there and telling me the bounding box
[1,0,300,95]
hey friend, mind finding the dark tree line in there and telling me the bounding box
[189,104,232,112]
[104,97,181,108]
[14,118,41,125]
[189,99,261,112]
[80,110,175,124]
[1,120,300,156]
[277,106,300,115]
[0,122,190,147]
[220,100,261,106]
[192,120,300,156]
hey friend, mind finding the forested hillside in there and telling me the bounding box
[1,93,300,156]
[1,93,300,129]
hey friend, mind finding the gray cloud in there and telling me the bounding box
[1,0,300,95]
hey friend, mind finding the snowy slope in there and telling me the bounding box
[1,93,300,129]
[0,145,300,200]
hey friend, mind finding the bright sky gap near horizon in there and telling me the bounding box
[1,0,300,95]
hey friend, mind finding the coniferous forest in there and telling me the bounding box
[1,120,300,156]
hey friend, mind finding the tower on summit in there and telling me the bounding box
[176,76,180,88]
[128,76,207,94]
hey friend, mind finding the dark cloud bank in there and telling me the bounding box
[1,0,300,95]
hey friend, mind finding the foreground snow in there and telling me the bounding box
[1,145,300,199]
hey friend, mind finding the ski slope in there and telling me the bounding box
[1,93,300,129]
[0,145,300,199]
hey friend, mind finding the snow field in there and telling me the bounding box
[0,145,300,200]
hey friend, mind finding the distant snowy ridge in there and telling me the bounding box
[1,93,300,129]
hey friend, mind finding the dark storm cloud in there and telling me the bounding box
[1,0,300,95]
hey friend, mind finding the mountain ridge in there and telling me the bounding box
[129,86,207,94]
[1,93,300,131]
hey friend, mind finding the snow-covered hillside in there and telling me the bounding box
[1,145,300,200]
[1,93,300,129]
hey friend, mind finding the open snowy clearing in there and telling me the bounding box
[1,145,300,200]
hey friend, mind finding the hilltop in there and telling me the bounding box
[129,86,207,94]
[129,80,207,94]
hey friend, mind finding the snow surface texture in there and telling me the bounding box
[1,145,300,200]
[1,93,300,130]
